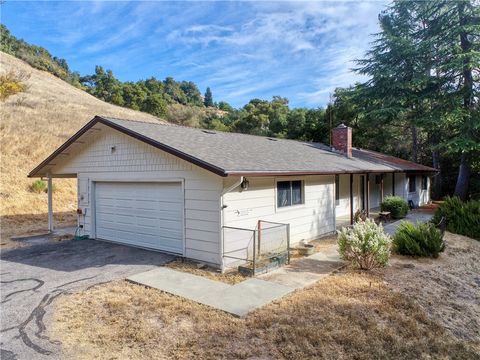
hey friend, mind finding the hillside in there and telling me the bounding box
[0,52,166,242]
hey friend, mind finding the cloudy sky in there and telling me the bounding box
[2,1,387,108]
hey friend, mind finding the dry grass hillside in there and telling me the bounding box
[0,52,166,242]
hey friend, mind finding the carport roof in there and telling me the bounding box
[29,115,436,178]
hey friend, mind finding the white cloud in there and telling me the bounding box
[13,0,387,107]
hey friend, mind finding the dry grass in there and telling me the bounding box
[0,52,165,245]
[51,236,480,360]
[166,259,247,285]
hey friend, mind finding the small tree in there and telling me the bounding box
[143,94,168,118]
[338,218,392,270]
[204,87,213,107]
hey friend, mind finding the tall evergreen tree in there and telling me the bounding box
[204,87,214,107]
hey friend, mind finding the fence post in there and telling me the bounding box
[257,220,262,253]
[252,229,256,276]
[286,224,291,264]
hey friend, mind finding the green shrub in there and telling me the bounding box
[431,196,480,240]
[394,221,445,257]
[381,196,409,219]
[29,180,47,193]
[338,218,392,270]
[29,180,57,194]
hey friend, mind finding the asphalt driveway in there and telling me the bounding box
[0,239,174,360]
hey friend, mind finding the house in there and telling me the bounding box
[29,116,436,270]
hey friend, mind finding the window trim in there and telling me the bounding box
[275,178,305,210]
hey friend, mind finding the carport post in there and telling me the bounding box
[47,175,53,232]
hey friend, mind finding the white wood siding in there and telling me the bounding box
[222,175,336,247]
[54,126,222,265]
[407,174,430,206]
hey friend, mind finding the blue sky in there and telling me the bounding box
[1,1,387,108]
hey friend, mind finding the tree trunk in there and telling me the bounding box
[431,149,442,200]
[454,153,470,200]
[410,125,418,163]
[453,1,473,199]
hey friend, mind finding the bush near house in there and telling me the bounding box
[381,196,409,219]
[432,196,480,240]
[338,218,392,270]
[394,221,445,257]
[29,180,56,194]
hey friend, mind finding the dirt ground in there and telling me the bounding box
[375,232,480,344]
[50,232,480,360]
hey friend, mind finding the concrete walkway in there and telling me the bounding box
[127,268,293,317]
[259,245,346,289]
[128,245,345,317]
[383,210,433,236]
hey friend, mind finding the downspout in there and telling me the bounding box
[220,176,244,272]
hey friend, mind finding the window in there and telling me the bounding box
[277,180,303,208]
[422,176,428,190]
[408,175,416,193]
[375,175,382,184]
[335,175,340,205]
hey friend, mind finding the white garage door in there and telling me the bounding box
[95,182,184,254]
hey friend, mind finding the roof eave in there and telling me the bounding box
[225,168,438,177]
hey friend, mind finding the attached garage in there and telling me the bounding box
[94,181,184,255]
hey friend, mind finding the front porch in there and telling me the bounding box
[335,172,399,229]
[335,209,382,230]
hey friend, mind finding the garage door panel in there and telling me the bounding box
[95,182,184,254]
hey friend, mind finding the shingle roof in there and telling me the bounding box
[29,115,437,178]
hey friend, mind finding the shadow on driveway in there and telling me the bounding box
[1,239,175,272]
[0,239,174,359]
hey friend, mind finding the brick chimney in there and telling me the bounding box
[331,123,352,158]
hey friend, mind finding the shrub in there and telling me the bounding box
[29,180,47,193]
[394,221,445,257]
[337,218,392,270]
[431,196,480,240]
[29,180,57,194]
[0,70,30,101]
[381,196,409,219]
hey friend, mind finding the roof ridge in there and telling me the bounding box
[100,115,331,146]
[98,115,174,126]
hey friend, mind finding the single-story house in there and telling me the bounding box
[29,116,436,270]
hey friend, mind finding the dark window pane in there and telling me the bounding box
[422,176,428,190]
[292,181,303,205]
[335,175,340,204]
[409,176,416,192]
[277,181,291,207]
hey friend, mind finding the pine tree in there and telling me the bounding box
[204,87,213,107]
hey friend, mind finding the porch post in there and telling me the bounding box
[366,173,370,217]
[47,175,54,232]
[380,174,384,203]
[350,173,354,225]
[392,173,395,196]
